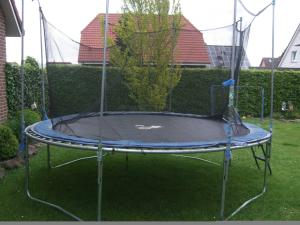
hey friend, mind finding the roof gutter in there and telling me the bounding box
[0,0,22,37]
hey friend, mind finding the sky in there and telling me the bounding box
[6,0,300,66]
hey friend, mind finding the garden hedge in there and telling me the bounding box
[47,65,136,117]
[5,57,45,117]
[45,64,300,118]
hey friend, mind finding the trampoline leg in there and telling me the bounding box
[171,154,220,166]
[25,136,30,196]
[225,141,271,220]
[251,147,260,170]
[220,152,230,220]
[251,145,272,175]
[25,137,82,221]
[261,145,272,175]
[97,144,104,221]
[126,153,129,170]
[263,142,271,188]
[47,145,99,169]
[47,144,51,169]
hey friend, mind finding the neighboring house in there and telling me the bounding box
[0,0,21,123]
[207,45,250,69]
[259,57,281,69]
[278,23,300,69]
[78,13,210,67]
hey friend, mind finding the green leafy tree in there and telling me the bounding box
[110,0,182,111]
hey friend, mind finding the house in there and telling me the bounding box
[277,23,300,69]
[207,45,251,69]
[0,0,21,123]
[259,57,281,69]
[78,13,210,67]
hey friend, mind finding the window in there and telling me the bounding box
[216,55,224,68]
[291,51,297,62]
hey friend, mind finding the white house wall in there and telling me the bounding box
[279,24,300,68]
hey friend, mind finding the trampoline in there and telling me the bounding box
[26,112,271,152]
[25,111,272,221]
[21,0,276,222]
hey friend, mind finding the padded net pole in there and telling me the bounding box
[100,0,110,116]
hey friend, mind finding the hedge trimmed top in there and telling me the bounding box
[46,65,300,118]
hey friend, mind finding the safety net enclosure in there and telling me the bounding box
[23,0,275,221]
[27,0,270,151]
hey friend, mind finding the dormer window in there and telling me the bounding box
[291,51,297,62]
[216,55,224,68]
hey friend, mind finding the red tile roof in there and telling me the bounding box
[78,13,210,65]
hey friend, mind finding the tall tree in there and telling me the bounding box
[110,0,182,111]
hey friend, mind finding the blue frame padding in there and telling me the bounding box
[31,113,270,149]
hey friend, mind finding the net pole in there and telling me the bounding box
[40,11,49,69]
[97,144,104,221]
[261,87,265,123]
[220,0,238,220]
[97,0,109,221]
[100,0,110,116]
[270,0,276,133]
[235,17,242,110]
[38,1,47,120]
[40,10,53,120]
[229,1,237,100]
[19,0,25,152]
[168,21,176,112]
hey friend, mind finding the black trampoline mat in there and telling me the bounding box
[53,113,249,143]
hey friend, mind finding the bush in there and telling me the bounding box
[282,110,300,120]
[273,112,283,120]
[21,109,41,127]
[0,125,18,160]
[7,109,41,140]
[5,56,47,117]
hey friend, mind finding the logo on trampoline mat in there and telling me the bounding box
[135,124,163,130]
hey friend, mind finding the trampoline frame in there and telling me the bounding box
[25,124,271,221]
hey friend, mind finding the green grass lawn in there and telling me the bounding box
[0,119,299,221]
